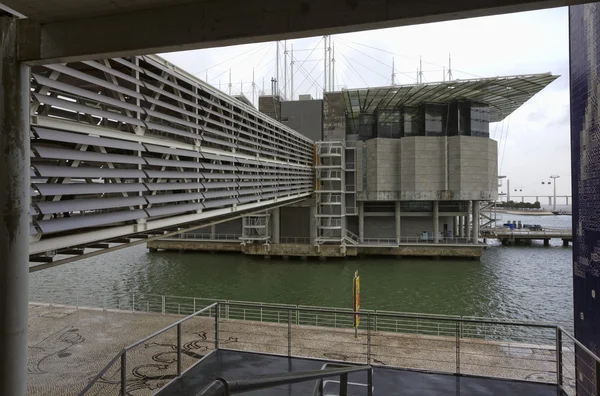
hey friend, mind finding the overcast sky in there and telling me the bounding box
[162,7,571,199]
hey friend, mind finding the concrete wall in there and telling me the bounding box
[280,206,311,238]
[399,216,455,238]
[356,136,497,201]
[281,99,323,141]
[448,136,498,201]
[258,95,282,121]
[364,216,396,239]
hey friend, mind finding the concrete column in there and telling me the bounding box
[309,205,317,244]
[358,201,364,243]
[466,202,472,241]
[271,208,280,243]
[0,17,30,396]
[210,224,216,239]
[459,216,464,238]
[472,200,480,244]
[452,216,456,238]
[395,201,401,244]
[433,201,439,243]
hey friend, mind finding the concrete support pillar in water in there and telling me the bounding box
[358,201,364,243]
[459,216,464,238]
[271,207,280,244]
[210,224,216,239]
[309,205,317,244]
[395,201,401,245]
[472,200,480,244]
[466,202,472,242]
[0,17,30,396]
[433,201,439,243]
[453,216,459,238]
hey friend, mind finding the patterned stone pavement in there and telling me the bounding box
[28,303,573,395]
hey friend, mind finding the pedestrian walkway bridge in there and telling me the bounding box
[29,55,314,267]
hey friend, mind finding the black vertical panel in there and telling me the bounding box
[570,4,600,393]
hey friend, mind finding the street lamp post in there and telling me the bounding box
[549,175,560,212]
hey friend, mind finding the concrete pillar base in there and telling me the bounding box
[544,239,550,246]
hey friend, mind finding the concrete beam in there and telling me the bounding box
[17,0,586,64]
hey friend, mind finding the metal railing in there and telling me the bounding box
[35,290,593,396]
[197,365,373,396]
[173,233,243,241]
[79,303,218,396]
[280,236,312,244]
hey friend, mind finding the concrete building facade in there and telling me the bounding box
[177,74,557,255]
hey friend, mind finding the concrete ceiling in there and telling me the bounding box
[3,0,590,64]
[1,0,197,23]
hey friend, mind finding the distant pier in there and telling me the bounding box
[484,229,572,246]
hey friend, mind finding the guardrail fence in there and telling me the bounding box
[30,289,594,396]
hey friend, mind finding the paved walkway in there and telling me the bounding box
[28,303,573,395]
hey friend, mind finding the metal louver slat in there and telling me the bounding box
[145,203,204,217]
[202,198,239,209]
[33,165,146,179]
[145,157,204,169]
[36,209,147,234]
[33,145,146,165]
[145,182,204,191]
[33,127,146,152]
[145,192,204,204]
[202,182,237,189]
[202,190,238,199]
[34,183,147,195]
[33,93,145,127]
[144,170,204,179]
[144,144,203,159]
[35,196,146,214]
[32,74,143,114]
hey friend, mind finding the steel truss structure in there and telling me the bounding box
[29,55,314,262]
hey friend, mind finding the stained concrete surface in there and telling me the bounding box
[159,350,565,396]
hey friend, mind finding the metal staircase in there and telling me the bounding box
[314,141,346,245]
[240,213,270,244]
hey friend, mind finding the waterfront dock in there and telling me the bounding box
[147,238,484,259]
[28,299,573,395]
[483,229,572,246]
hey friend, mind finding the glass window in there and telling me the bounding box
[424,104,447,136]
[470,103,490,137]
[358,113,375,141]
[376,110,402,139]
[403,106,422,137]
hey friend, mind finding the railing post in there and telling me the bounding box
[193,298,196,313]
[132,294,135,312]
[177,323,182,376]
[340,373,348,396]
[288,309,292,357]
[456,320,461,375]
[556,327,563,386]
[367,313,372,364]
[367,367,373,396]
[120,352,127,396]
[215,304,220,349]
[162,295,166,315]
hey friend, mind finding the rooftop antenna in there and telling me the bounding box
[276,41,280,97]
[291,44,295,101]
[284,40,288,100]
[323,35,328,96]
[331,39,336,91]
[447,53,453,81]
[419,56,423,84]
[392,57,396,85]
[252,68,255,106]
[228,69,232,95]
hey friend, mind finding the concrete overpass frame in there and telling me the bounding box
[0,1,593,394]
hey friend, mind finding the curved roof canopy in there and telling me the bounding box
[341,73,559,122]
